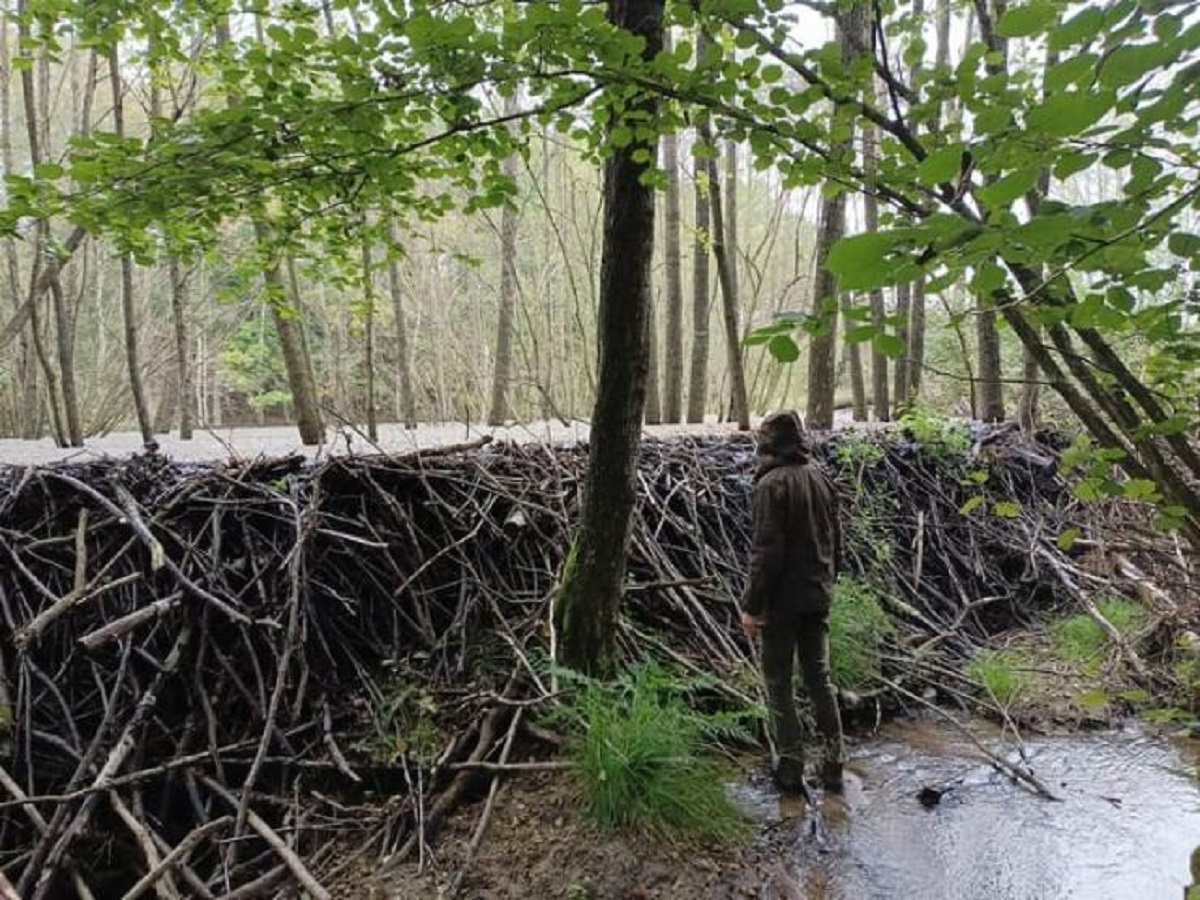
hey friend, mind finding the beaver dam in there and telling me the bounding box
[0,425,1195,897]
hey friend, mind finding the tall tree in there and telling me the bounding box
[843,301,867,421]
[686,128,711,423]
[702,123,750,430]
[723,138,748,425]
[862,119,889,421]
[892,283,910,413]
[553,0,663,676]
[806,9,860,429]
[661,122,684,423]
[148,38,194,440]
[217,16,323,444]
[488,91,521,426]
[386,223,418,429]
[109,44,152,444]
[661,33,684,424]
[645,293,662,423]
[360,229,378,441]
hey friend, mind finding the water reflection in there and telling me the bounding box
[738,720,1200,900]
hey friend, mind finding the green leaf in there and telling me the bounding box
[1049,7,1104,50]
[874,333,906,358]
[768,334,800,363]
[991,500,1021,519]
[997,1,1057,38]
[1057,527,1081,551]
[844,325,878,344]
[1122,479,1161,501]
[1168,233,1200,259]
[610,125,633,148]
[1098,45,1169,89]
[977,167,1039,209]
[959,496,985,515]
[916,145,964,186]
[33,162,64,180]
[826,231,904,290]
[1026,91,1114,137]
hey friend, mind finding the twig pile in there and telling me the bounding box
[0,427,1184,895]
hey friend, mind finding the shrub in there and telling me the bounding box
[829,577,894,692]
[965,650,1030,706]
[898,405,972,458]
[561,664,749,842]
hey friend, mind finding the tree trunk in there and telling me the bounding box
[907,278,926,399]
[976,298,1005,422]
[862,124,889,421]
[148,39,193,439]
[216,17,323,444]
[488,93,521,426]
[553,0,663,676]
[806,11,860,429]
[1016,344,1040,432]
[361,230,378,441]
[108,45,152,443]
[685,151,711,424]
[168,257,194,438]
[661,34,684,424]
[387,223,418,428]
[724,139,748,424]
[645,293,662,424]
[892,282,910,411]
[703,131,750,430]
[844,299,867,421]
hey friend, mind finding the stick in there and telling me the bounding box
[875,675,1061,801]
[122,817,232,900]
[77,594,183,650]
[449,709,524,897]
[200,777,331,900]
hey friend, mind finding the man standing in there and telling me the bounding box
[741,411,845,795]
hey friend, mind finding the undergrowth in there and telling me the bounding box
[552,664,753,842]
[830,577,894,692]
[1051,597,1144,669]
[898,405,972,458]
[965,650,1031,707]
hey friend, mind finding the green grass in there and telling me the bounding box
[829,577,894,692]
[563,664,749,842]
[965,650,1031,706]
[1051,597,1144,666]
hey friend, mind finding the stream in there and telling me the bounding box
[734,719,1200,899]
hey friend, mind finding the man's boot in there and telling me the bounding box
[774,756,806,795]
[821,759,844,794]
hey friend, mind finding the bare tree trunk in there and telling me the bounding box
[844,300,867,421]
[702,130,750,430]
[686,102,711,421]
[645,293,662,424]
[0,6,38,439]
[907,279,926,400]
[862,124,889,421]
[387,223,418,428]
[554,0,663,676]
[976,301,1005,421]
[893,282,910,412]
[108,45,153,444]
[661,34,684,424]
[724,138,749,423]
[361,230,378,441]
[488,94,521,426]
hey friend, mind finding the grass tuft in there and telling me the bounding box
[1051,597,1144,666]
[965,650,1030,707]
[561,664,749,842]
[829,577,894,692]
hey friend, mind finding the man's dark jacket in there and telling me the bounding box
[742,418,841,619]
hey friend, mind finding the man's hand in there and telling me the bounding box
[741,612,763,641]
